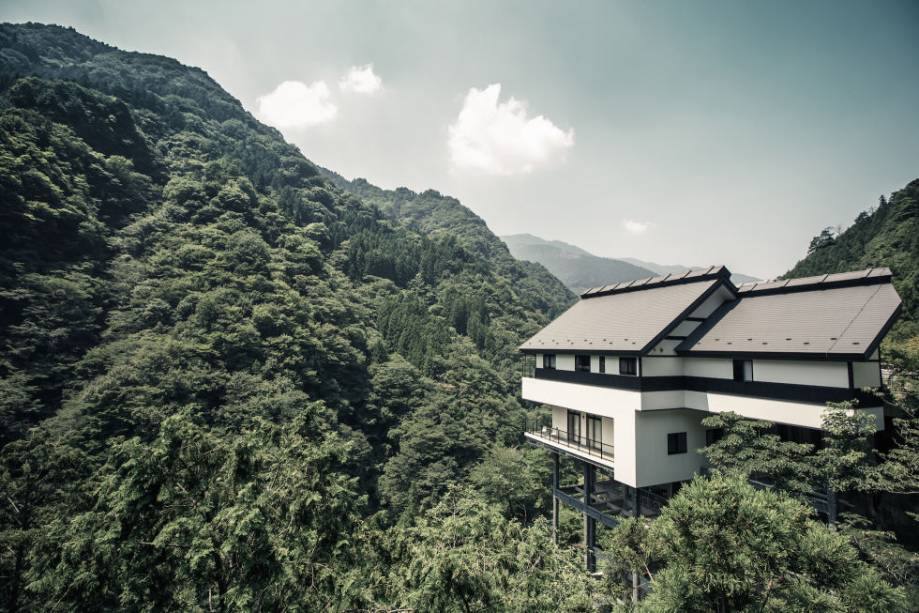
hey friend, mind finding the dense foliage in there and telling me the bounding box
[602,475,907,612]
[0,23,579,611]
[0,22,915,612]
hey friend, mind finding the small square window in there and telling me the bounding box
[667,432,687,455]
[733,359,753,382]
[542,354,556,370]
[575,355,591,372]
[619,357,638,376]
[598,356,606,373]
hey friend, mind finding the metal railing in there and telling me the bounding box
[524,417,615,463]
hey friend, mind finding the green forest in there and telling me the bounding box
[0,23,917,611]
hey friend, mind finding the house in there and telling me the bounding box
[519,265,901,573]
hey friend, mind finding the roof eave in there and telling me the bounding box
[673,349,873,361]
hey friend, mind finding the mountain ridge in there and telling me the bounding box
[502,233,760,292]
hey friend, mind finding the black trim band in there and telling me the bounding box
[532,368,879,405]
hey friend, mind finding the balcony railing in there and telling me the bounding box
[524,417,614,463]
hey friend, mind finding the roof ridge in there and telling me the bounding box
[581,265,731,299]
[737,267,891,297]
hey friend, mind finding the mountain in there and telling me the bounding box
[501,233,655,293]
[502,233,760,292]
[0,23,581,610]
[322,176,573,320]
[619,257,758,284]
[784,179,919,340]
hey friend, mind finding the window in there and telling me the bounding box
[575,354,591,372]
[542,354,556,370]
[587,415,602,449]
[567,410,581,444]
[733,359,753,382]
[598,355,606,373]
[619,357,638,376]
[705,428,724,446]
[667,432,687,455]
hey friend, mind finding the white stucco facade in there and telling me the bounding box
[522,368,884,488]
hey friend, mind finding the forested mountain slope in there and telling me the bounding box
[501,233,654,293]
[0,23,582,610]
[785,178,919,339]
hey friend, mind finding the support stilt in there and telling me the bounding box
[551,452,560,544]
[583,462,596,572]
[631,486,641,603]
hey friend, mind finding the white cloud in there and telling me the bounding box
[339,64,382,94]
[622,219,651,235]
[447,83,574,175]
[256,80,338,129]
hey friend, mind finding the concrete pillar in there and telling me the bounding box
[584,462,596,572]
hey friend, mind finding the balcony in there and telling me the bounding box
[524,417,615,469]
[556,478,669,524]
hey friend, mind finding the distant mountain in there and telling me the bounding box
[501,234,654,293]
[502,234,759,293]
[620,257,760,285]
[784,178,919,339]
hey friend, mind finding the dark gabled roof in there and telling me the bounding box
[734,267,893,296]
[581,265,732,299]
[677,268,901,360]
[520,274,728,354]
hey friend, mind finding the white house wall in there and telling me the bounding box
[683,357,733,379]
[753,360,848,388]
[684,390,883,430]
[634,409,708,487]
[641,357,684,377]
[522,377,642,415]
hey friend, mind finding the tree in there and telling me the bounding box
[603,475,906,612]
[873,338,919,497]
[807,226,837,254]
[700,411,819,495]
[345,488,594,612]
[467,445,550,522]
[25,410,366,611]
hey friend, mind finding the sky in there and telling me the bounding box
[3,0,918,278]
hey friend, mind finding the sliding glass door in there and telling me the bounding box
[567,410,581,444]
[587,415,602,450]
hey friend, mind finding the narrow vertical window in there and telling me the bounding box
[587,415,602,449]
[567,410,581,444]
[598,356,606,373]
[733,359,753,382]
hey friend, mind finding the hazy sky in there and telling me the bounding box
[3,1,918,278]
